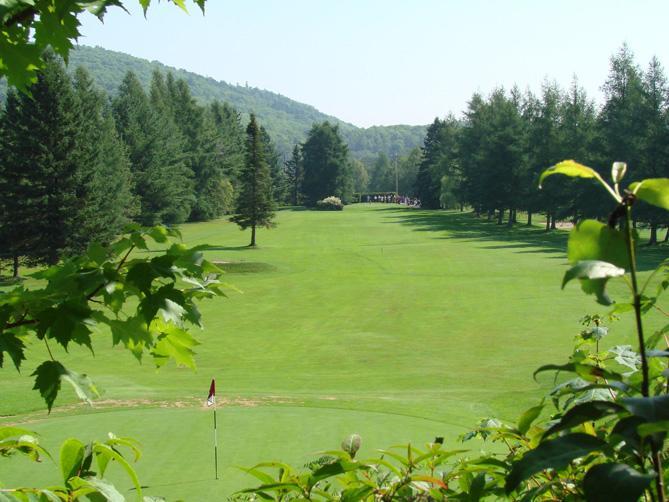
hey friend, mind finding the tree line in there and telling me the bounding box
[0,49,374,269]
[411,45,669,243]
[0,50,293,275]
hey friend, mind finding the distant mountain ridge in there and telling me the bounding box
[64,45,427,159]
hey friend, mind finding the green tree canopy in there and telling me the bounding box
[301,121,353,205]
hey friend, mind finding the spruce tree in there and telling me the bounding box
[230,114,275,247]
[157,72,224,221]
[113,71,194,225]
[284,144,304,205]
[71,66,135,250]
[0,51,81,268]
[210,100,245,186]
[261,125,287,204]
[638,57,669,243]
[415,117,460,209]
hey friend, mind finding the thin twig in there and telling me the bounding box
[44,338,55,362]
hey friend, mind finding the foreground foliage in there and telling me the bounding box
[237,161,669,500]
[0,428,151,501]
[0,225,224,500]
[0,1,206,92]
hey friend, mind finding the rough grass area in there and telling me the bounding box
[2,204,665,498]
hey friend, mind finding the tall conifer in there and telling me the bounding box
[71,66,135,249]
[113,71,194,225]
[0,52,80,267]
[230,114,275,247]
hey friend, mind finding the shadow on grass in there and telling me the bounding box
[0,275,24,287]
[277,205,308,211]
[205,245,253,252]
[383,207,666,272]
[213,261,277,274]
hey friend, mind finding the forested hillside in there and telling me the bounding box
[0,45,425,157]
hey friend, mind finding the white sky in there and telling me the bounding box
[78,0,669,128]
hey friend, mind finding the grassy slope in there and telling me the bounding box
[2,205,663,498]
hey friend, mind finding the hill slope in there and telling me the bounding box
[65,45,427,158]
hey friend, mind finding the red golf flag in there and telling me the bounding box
[207,378,216,407]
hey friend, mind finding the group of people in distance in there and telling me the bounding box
[362,194,421,208]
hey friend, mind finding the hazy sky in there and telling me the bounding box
[78,0,668,128]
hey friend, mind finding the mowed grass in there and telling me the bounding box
[2,204,665,498]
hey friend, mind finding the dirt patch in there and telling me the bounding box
[3,396,298,425]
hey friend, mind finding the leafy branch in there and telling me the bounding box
[0,224,226,411]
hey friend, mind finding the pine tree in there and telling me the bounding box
[71,66,136,250]
[157,72,229,221]
[557,78,599,222]
[0,51,81,269]
[230,114,275,247]
[113,71,194,225]
[637,57,669,243]
[284,144,304,205]
[599,44,645,170]
[210,100,245,185]
[261,125,287,204]
[415,117,460,209]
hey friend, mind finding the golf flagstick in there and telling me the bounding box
[207,378,218,480]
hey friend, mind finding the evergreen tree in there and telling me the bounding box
[71,66,136,249]
[261,125,287,204]
[210,100,245,187]
[415,116,460,209]
[637,57,669,243]
[301,122,352,205]
[230,114,275,247]
[0,52,81,269]
[113,71,194,225]
[284,144,304,205]
[557,78,599,222]
[599,44,645,173]
[157,72,231,221]
[525,81,568,229]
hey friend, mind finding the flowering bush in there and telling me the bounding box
[316,196,344,211]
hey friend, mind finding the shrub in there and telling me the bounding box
[316,196,344,211]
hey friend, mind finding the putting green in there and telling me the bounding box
[3,406,459,498]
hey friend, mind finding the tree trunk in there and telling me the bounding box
[545,211,551,232]
[550,214,557,230]
[507,208,514,227]
[487,210,493,221]
[12,254,19,278]
[250,225,257,247]
[648,222,658,245]
[527,211,532,226]
[664,226,669,243]
[497,209,504,225]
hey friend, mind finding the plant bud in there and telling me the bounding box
[611,162,627,183]
[341,433,361,458]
